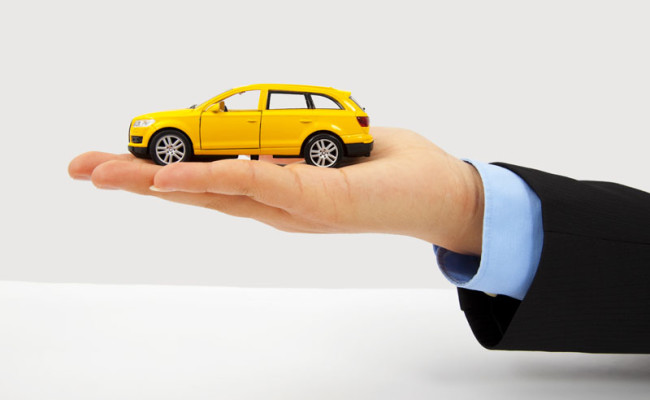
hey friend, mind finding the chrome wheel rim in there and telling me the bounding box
[155,135,186,164]
[309,138,339,167]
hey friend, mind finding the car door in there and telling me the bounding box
[200,90,261,149]
[260,91,313,153]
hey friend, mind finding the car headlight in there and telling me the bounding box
[132,119,155,128]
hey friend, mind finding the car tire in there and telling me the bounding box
[304,133,343,168]
[149,130,192,165]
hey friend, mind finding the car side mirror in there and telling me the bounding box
[210,101,226,113]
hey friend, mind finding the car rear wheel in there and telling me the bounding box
[304,134,343,168]
[150,130,192,165]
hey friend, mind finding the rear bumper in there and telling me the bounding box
[345,141,374,157]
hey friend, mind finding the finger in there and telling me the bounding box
[69,151,140,180]
[152,159,328,211]
[259,155,305,165]
[160,191,295,226]
[91,159,294,225]
[160,190,329,234]
[91,159,160,193]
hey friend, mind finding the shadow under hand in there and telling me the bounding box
[513,354,650,382]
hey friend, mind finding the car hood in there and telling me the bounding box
[134,108,198,120]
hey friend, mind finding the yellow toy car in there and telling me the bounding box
[128,84,373,168]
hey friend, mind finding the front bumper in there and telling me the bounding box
[345,141,374,157]
[128,146,149,159]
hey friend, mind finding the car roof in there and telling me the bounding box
[232,83,351,97]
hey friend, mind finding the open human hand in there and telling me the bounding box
[68,127,484,255]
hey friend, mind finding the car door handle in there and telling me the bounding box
[247,120,257,123]
[299,119,312,123]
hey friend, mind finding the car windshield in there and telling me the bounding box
[195,88,233,109]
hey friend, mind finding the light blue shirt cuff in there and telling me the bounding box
[434,160,544,301]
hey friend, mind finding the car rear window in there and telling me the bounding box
[349,96,365,110]
[311,94,343,109]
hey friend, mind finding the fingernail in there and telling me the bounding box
[96,184,119,190]
[150,185,175,192]
[71,174,91,181]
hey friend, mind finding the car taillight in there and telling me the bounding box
[356,116,369,127]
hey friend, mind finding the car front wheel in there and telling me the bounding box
[150,130,192,165]
[304,134,343,168]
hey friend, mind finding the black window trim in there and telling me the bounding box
[266,90,344,110]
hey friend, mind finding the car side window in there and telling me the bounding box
[310,94,342,109]
[267,92,309,110]
[222,90,260,111]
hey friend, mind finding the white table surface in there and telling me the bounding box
[0,282,648,400]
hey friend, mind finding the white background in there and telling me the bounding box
[1,0,650,287]
[1,2,650,399]
[2,282,649,399]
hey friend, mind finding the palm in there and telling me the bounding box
[69,127,480,253]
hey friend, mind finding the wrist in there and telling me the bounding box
[418,156,484,256]
[455,160,484,255]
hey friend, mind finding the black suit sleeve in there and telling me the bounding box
[458,163,650,353]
